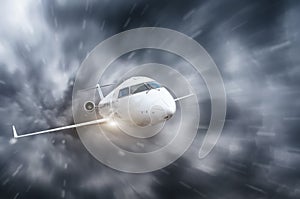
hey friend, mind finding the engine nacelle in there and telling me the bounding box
[84,101,95,112]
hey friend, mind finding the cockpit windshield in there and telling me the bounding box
[129,81,162,95]
[146,81,161,89]
[130,83,149,94]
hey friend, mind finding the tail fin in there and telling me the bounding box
[12,125,18,138]
[96,84,104,100]
[78,83,116,100]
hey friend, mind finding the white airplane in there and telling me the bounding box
[12,76,193,138]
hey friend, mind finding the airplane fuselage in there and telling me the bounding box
[98,77,176,127]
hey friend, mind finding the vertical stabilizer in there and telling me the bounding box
[96,84,104,100]
[12,125,18,138]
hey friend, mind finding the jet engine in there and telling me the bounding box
[84,101,95,112]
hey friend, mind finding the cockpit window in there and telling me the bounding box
[146,81,161,89]
[130,83,149,94]
[118,87,129,98]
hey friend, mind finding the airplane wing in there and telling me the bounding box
[174,93,194,102]
[12,118,108,138]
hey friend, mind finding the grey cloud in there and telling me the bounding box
[0,0,300,198]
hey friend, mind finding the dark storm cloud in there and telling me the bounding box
[0,0,300,198]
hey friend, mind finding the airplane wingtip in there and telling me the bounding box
[12,125,18,138]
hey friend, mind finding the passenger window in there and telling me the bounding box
[130,83,149,94]
[118,87,129,98]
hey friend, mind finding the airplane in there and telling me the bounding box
[12,76,193,139]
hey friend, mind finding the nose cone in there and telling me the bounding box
[148,87,177,125]
[164,106,175,120]
[163,100,176,120]
[150,105,165,124]
[160,88,176,121]
[150,100,176,124]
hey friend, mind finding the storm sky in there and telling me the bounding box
[0,0,300,198]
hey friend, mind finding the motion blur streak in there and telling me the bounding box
[0,0,300,198]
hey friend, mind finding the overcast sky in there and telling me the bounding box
[0,0,300,198]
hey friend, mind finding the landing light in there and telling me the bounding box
[108,120,117,127]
